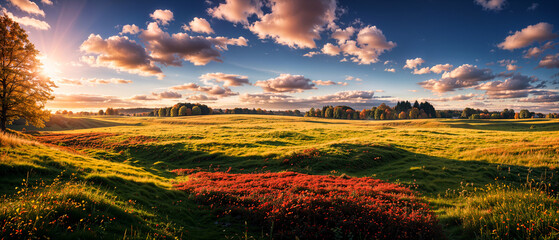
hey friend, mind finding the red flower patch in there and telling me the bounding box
[173,171,442,239]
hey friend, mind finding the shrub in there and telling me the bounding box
[174,171,442,239]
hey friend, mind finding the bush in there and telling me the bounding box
[174,171,442,239]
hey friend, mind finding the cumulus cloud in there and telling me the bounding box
[473,73,548,99]
[418,64,494,93]
[498,22,558,50]
[80,34,164,79]
[309,25,396,64]
[519,94,559,103]
[170,83,238,97]
[1,8,50,30]
[337,26,396,64]
[150,9,174,25]
[120,24,140,35]
[255,74,316,93]
[524,47,542,58]
[139,22,247,66]
[497,59,519,71]
[207,0,263,25]
[248,0,336,49]
[41,0,52,5]
[321,43,341,56]
[129,91,183,101]
[430,64,454,74]
[537,54,559,69]
[412,64,454,75]
[199,72,250,87]
[384,68,395,73]
[475,0,506,11]
[8,0,44,16]
[312,80,347,86]
[413,67,431,75]
[187,94,219,101]
[476,73,535,92]
[153,91,182,99]
[403,58,424,69]
[331,26,355,44]
[239,90,386,109]
[183,17,214,34]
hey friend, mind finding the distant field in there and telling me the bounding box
[1,115,558,239]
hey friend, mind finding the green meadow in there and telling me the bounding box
[1,115,558,239]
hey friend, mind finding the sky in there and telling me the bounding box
[1,0,559,112]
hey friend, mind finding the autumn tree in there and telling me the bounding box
[192,106,201,115]
[325,107,333,118]
[409,108,419,119]
[398,111,407,119]
[0,16,55,131]
[171,105,179,117]
[179,106,187,116]
[519,109,531,119]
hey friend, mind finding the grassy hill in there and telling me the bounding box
[1,115,558,239]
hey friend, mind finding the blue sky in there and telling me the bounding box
[2,0,559,112]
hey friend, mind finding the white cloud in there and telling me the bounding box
[1,8,50,30]
[207,0,263,25]
[498,22,557,50]
[403,58,424,69]
[384,68,395,72]
[80,34,164,79]
[184,17,214,34]
[120,24,140,35]
[199,72,250,87]
[537,54,559,69]
[139,22,247,66]
[419,64,494,93]
[8,0,44,16]
[312,80,347,86]
[413,67,431,75]
[255,74,316,93]
[248,0,337,49]
[170,83,238,97]
[150,9,174,25]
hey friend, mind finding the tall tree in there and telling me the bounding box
[0,16,55,131]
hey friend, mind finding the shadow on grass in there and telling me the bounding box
[8,115,136,131]
[443,119,559,132]
[117,142,558,197]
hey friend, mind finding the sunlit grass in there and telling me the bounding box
[445,184,559,240]
[1,115,558,239]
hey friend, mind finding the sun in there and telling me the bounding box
[37,54,61,79]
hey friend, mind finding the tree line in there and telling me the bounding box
[304,101,438,120]
[460,108,558,119]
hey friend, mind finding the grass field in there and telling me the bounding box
[1,115,558,239]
